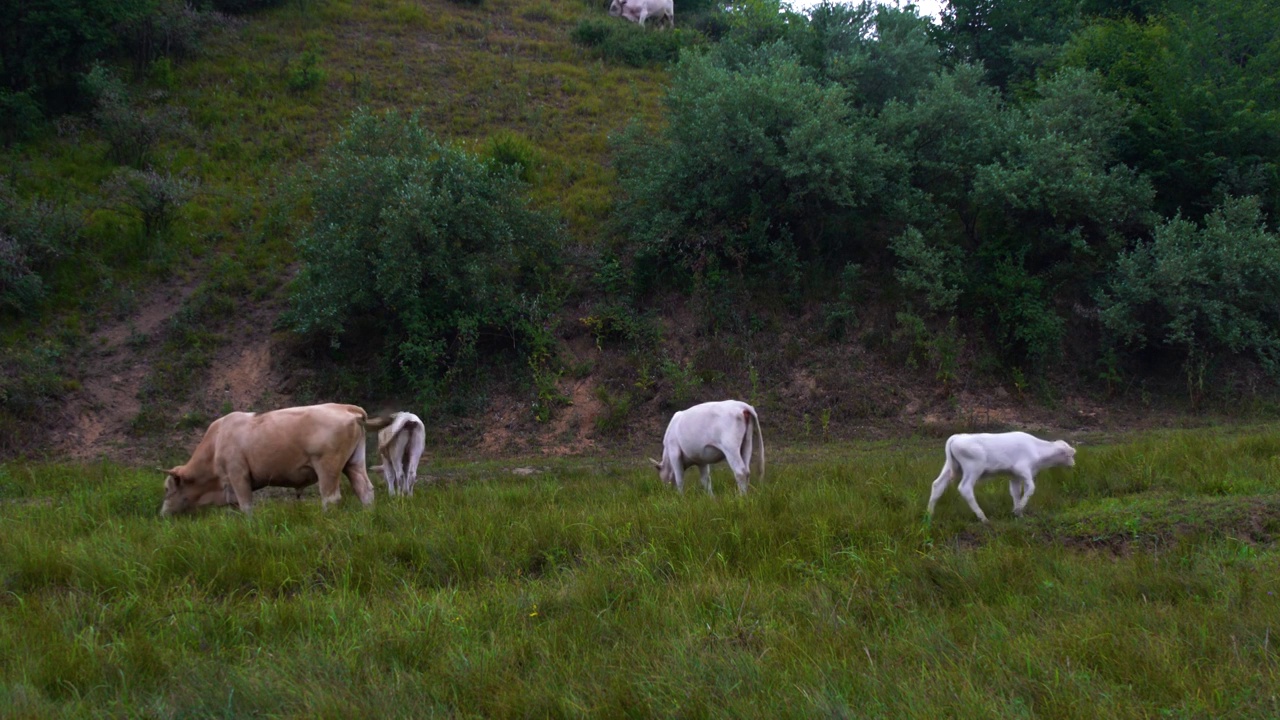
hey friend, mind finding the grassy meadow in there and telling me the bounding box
[2,427,1279,717]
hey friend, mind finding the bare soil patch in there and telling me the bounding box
[55,279,199,461]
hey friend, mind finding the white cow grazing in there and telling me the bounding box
[649,400,764,496]
[370,412,426,496]
[926,431,1076,522]
[608,0,674,28]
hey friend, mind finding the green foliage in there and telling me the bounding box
[481,131,543,185]
[1,0,224,124]
[0,0,153,114]
[0,180,84,317]
[570,19,695,68]
[937,0,1083,90]
[285,109,564,407]
[1062,0,1280,219]
[890,227,961,314]
[822,261,862,340]
[0,341,70,454]
[795,1,939,108]
[883,66,1153,368]
[103,167,197,246]
[892,312,964,387]
[115,0,216,71]
[659,356,701,404]
[0,89,45,144]
[615,40,895,291]
[1098,196,1280,383]
[285,48,326,93]
[83,63,188,167]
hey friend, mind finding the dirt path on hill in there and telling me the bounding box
[54,280,199,461]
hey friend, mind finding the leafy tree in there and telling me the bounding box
[1098,196,1280,385]
[883,67,1153,366]
[0,0,152,114]
[1062,0,1280,219]
[286,110,563,405]
[799,2,940,108]
[614,41,898,290]
[936,0,1082,90]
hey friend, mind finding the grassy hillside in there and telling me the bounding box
[1,0,674,456]
[2,427,1278,716]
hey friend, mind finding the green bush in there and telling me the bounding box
[0,181,84,317]
[614,40,895,291]
[116,0,215,71]
[285,49,326,93]
[285,110,564,406]
[82,63,188,167]
[1098,196,1280,382]
[0,89,44,145]
[570,19,694,68]
[103,167,196,246]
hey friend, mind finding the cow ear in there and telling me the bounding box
[647,457,661,468]
[161,467,182,485]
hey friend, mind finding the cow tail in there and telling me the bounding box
[937,436,958,484]
[364,413,397,431]
[750,407,765,483]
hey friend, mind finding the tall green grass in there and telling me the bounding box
[2,427,1278,716]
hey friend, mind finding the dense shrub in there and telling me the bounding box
[614,40,897,291]
[82,63,188,167]
[0,89,45,144]
[285,110,563,406]
[103,167,196,246]
[793,1,939,109]
[116,0,218,71]
[0,0,152,115]
[0,181,83,317]
[1098,196,1280,382]
[571,19,695,68]
[1062,0,1280,220]
[882,67,1153,367]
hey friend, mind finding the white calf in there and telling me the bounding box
[649,400,764,496]
[926,431,1076,522]
[371,412,426,496]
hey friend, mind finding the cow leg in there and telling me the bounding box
[342,443,376,508]
[225,472,254,514]
[725,452,750,496]
[698,464,714,496]
[316,463,344,509]
[1013,470,1036,517]
[1008,475,1025,515]
[671,461,686,494]
[927,467,955,517]
[405,426,425,495]
[379,444,398,496]
[386,432,409,496]
[957,471,989,523]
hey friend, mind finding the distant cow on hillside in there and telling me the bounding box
[926,431,1076,523]
[371,411,426,496]
[159,403,393,516]
[650,399,764,496]
[609,0,674,28]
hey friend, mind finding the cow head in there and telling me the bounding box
[648,456,674,487]
[159,467,229,516]
[1055,440,1077,467]
[608,0,626,18]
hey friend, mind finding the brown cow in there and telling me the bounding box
[159,403,395,516]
